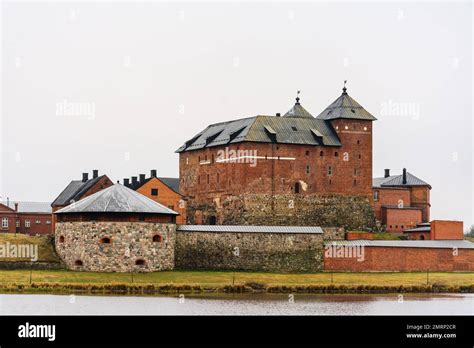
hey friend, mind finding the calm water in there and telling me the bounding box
[0,293,473,315]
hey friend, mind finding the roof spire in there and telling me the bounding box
[342,80,347,94]
[295,90,301,104]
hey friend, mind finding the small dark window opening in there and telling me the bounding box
[211,154,214,163]
[207,174,210,184]
[153,235,162,243]
[100,237,111,244]
[353,179,357,186]
[358,154,361,159]
[291,126,297,131]
[151,188,158,196]
[74,260,83,266]
[59,235,65,243]
[334,152,338,157]
[357,140,360,144]
[420,235,425,240]
[294,182,300,194]
[305,151,309,156]
[351,109,355,113]
[135,259,145,266]
[209,216,217,225]
[306,165,310,174]
[320,151,324,157]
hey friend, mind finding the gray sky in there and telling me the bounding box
[1,2,472,228]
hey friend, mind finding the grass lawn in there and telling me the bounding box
[0,269,472,287]
[0,233,60,262]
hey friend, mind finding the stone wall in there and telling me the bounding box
[175,231,323,272]
[187,194,376,231]
[55,222,175,272]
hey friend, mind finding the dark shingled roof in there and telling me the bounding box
[126,175,180,195]
[51,176,106,207]
[177,90,377,153]
[316,89,377,121]
[55,184,178,215]
[373,172,430,188]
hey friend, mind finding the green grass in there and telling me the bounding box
[0,269,472,287]
[465,237,474,243]
[0,233,60,262]
[372,232,402,240]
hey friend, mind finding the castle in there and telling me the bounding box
[49,84,473,273]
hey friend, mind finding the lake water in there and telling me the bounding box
[0,293,472,315]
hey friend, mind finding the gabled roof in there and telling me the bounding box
[55,184,178,215]
[373,172,430,188]
[176,115,341,152]
[52,175,108,207]
[1,201,52,213]
[126,176,181,195]
[316,88,377,121]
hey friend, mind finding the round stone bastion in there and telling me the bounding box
[54,184,178,272]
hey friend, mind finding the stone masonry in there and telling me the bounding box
[55,221,175,272]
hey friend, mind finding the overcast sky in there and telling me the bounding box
[1,2,472,228]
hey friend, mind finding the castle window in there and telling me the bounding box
[374,190,379,201]
[59,235,65,243]
[100,237,111,244]
[354,168,358,176]
[217,173,220,183]
[1,217,8,229]
[25,220,30,228]
[135,259,145,266]
[153,234,162,243]
[209,216,217,225]
[344,125,348,130]
[294,182,300,194]
[357,140,360,144]
[334,152,338,157]
[305,151,309,156]
[328,166,332,176]
[151,188,158,196]
[207,174,210,184]
[74,260,83,266]
[291,126,297,131]
[419,235,425,240]
[353,179,357,186]
[306,165,310,174]
[320,151,324,157]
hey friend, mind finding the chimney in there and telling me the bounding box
[150,169,157,178]
[14,202,18,212]
[123,178,130,187]
[131,176,138,187]
[276,113,281,117]
[82,173,89,182]
[402,168,407,184]
[384,169,390,178]
[139,174,146,183]
[92,169,99,179]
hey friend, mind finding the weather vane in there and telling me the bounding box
[343,80,347,93]
[296,90,301,103]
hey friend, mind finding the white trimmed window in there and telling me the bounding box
[46,220,51,225]
[2,217,8,228]
[25,220,31,228]
[16,220,20,228]
[36,220,41,224]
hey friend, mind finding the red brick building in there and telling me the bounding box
[0,201,53,235]
[123,170,186,224]
[372,168,431,233]
[177,86,377,225]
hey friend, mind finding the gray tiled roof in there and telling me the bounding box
[176,114,341,152]
[283,102,314,118]
[325,240,474,249]
[373,172,430,188]
[1,201,52,213]
[55,184,178,215]
[316,91,377,121]
[51,176,105,207]
[158,177,180,194]
[177,225,323,234]
[404,226,431,232]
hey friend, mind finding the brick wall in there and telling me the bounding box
[382,207,422,232]
[0,205,53,235]
[373,188,411,220]
[431,220,463,240]
[136,178,186,224]
[324,246,474,271]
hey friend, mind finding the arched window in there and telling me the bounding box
[294,182,300,194]
[74,260,83,266]
[153,234,162,243]
[135,259,145,266]
[419,235,425,240]
[59,235,65,243]
[100,237,111,244]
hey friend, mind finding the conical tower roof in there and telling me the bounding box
[316,84,377,121]
[55,184,178,215]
